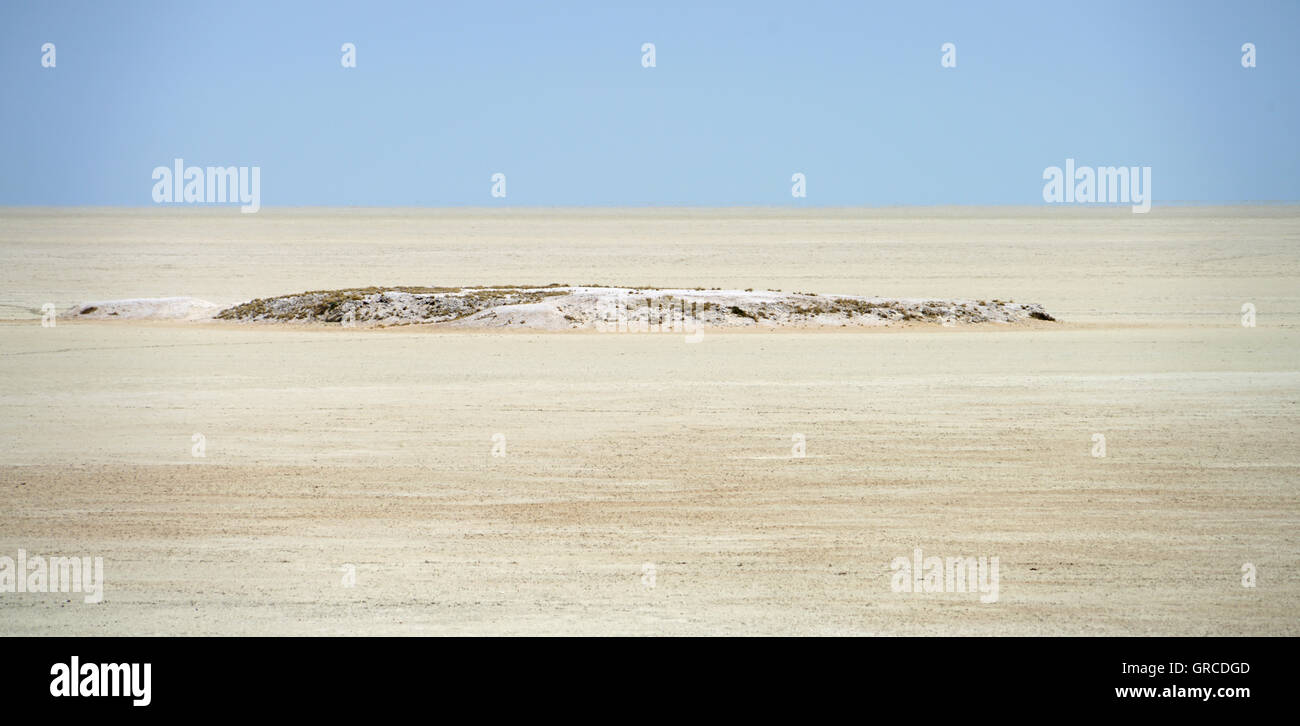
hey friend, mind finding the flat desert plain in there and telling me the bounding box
[1,206,1297,635]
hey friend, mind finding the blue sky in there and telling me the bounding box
[1,0,1296,206]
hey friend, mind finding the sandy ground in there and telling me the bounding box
[1,207,1297,635]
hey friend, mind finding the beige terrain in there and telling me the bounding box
[0,206,1297,635]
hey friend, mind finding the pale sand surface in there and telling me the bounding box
[0,207,1297,635]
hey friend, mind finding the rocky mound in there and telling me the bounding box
[212,286,1056,329]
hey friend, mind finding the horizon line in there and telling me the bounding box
[2,201,1298,211]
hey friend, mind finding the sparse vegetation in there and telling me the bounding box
[728,305,758,321]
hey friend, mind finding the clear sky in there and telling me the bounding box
[1,1,1296,206]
